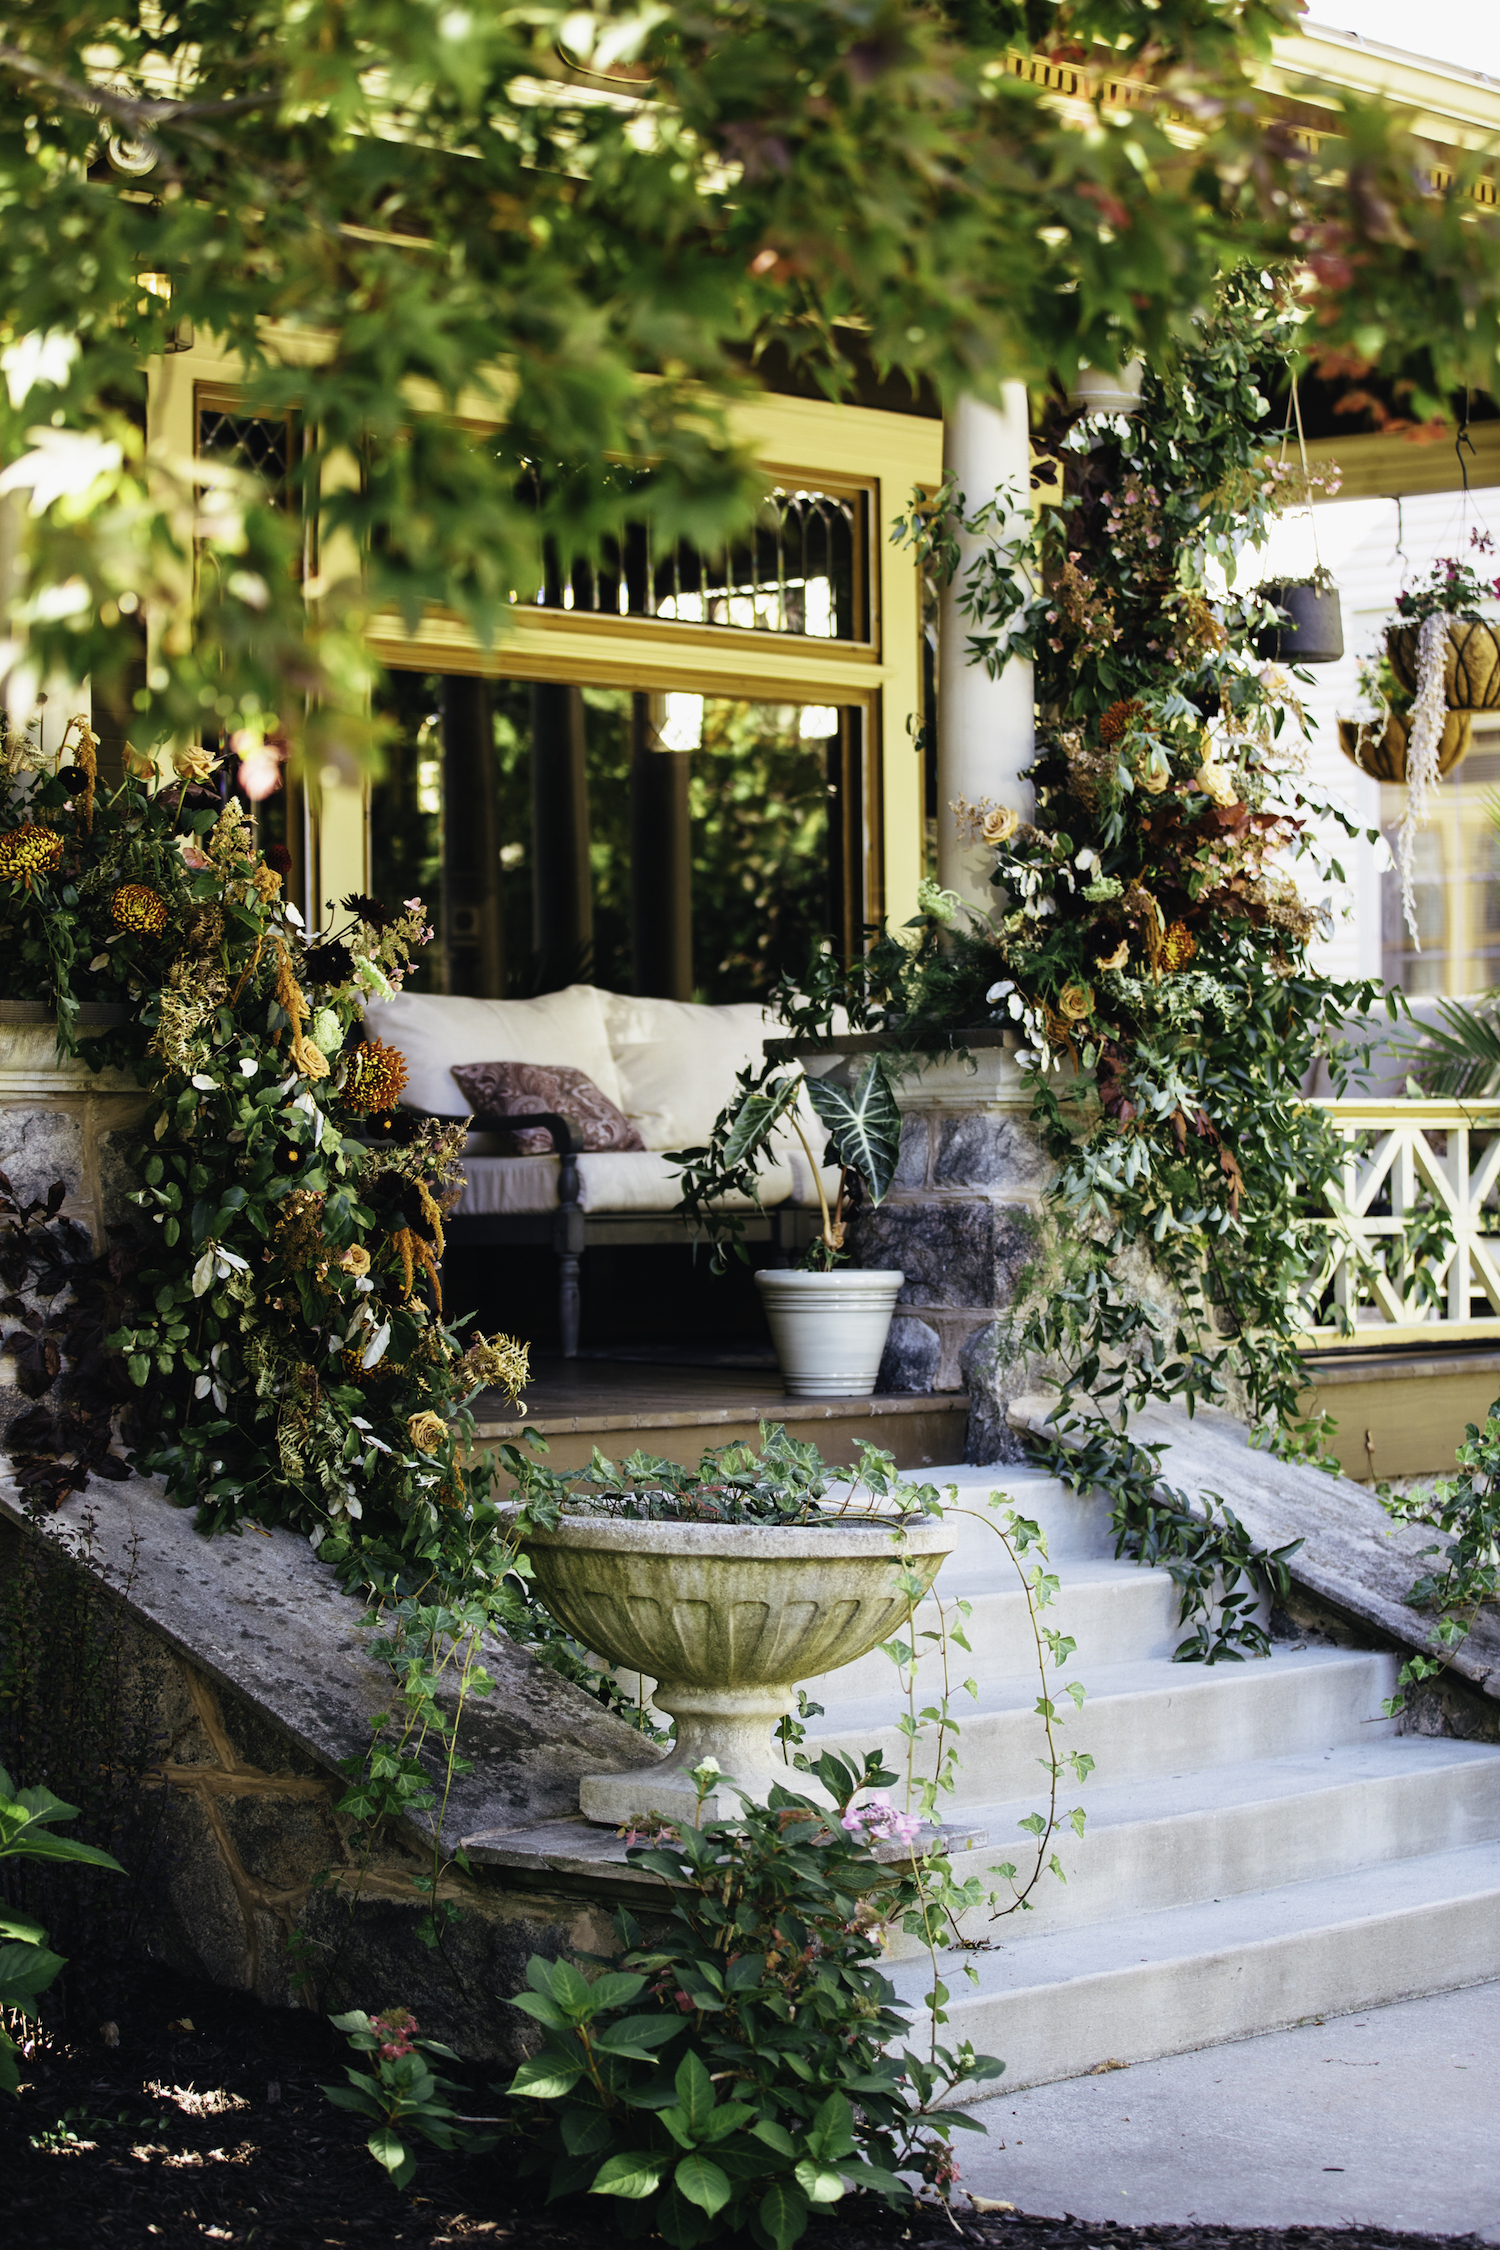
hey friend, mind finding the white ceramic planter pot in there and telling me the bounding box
[523,1512,955,1826]
[754,1267,903,1397]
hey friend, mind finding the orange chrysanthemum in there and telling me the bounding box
[0,823,65,885]
[111,882,171,936]
[343,1037,409,1115]
[1098,698,1144,746]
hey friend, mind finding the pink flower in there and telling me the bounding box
[176,836,211,871]
[238,749,283,802]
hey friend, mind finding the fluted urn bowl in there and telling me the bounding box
[522,1513,955,1826]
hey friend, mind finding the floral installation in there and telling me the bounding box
[0,718,528,1594]
[774,277,1388,1658]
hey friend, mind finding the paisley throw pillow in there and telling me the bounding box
[450,1061,646,1155]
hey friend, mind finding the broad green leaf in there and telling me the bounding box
[794,2159,846,2205]
[674,2048,717,2137]
[0,1937,65,2010]
[804,1058,902,1204]
[0,1911,48,1947]
[506,1989,574,2032]
[674,2153,732,2217]
[699,2101,756,2143]
[507,2054,584,2100]
[367,2126,416,2189]
[582,1971,647,2012]
[805,2090,857,2163]
[750,2117,797,2158]
[561,2107,614,2157]
[722,1076,802,1170]
[590,2014,681,2059]
[759,2179,811,2250]
[591,2150,667,2199]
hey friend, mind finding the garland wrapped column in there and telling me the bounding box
[937,386,1034,911]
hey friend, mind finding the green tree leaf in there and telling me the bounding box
[674,2152,732,2216]
[591,2150,667,2199]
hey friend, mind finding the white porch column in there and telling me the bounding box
[937,384,1035,911]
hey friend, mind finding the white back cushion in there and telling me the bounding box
[596,993,778,1150]
[363,985,623,1117]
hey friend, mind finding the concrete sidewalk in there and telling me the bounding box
[958,1978,1500,2238]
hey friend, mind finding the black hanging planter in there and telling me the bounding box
[1254,580,1345,665]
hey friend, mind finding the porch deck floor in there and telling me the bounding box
[469,1356,970,1472]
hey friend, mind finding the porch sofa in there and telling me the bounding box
[361,984,835,1355]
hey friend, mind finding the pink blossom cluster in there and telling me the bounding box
[840,1792,922,1848]
[372,2007,418,2061]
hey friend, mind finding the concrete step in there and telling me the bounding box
[806,1645,1399,1804]
[923,1471,1119,1566]
[887,1835,1500,2096]
[825,1560,1183,1700]
[878,1737,1500,1957]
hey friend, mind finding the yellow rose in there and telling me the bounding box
[980,804,1020,848]
[1094,939,1129,972]
[338,1245,371,1278]
[406,1410,448,1454]
[1057,981,1094,1022]
[1194,761,1238,809]
[172,746,222,784]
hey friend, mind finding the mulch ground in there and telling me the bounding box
[0,1963,1484,2250]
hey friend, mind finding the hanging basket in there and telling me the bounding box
[1254,582,1345,665]
[1336,710,1472,786]
[1067,359,1145,416]
[1386,617,1500,710]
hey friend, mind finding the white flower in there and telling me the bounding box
[1074,848,1098,872]
[986,979,1015,1003]
[353,956,394,1000]
[191,1073,217,1091]
[239,1056,257,1076]
[1,330,78,410]
[0,429,123,513]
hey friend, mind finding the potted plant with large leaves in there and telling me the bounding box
[672,1057,905,1396]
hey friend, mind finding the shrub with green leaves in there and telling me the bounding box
[0,1765,123,2094]
[500,1752,1000,2249]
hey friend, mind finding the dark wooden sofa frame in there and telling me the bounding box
[423,1111,817,1357]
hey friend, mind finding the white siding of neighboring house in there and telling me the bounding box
[1243,485,1500,994]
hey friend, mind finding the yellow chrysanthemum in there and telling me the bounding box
[111,882,171,936]
[0,823,65,884]
[1162,920,1198,974]
[343,1037,410,1115]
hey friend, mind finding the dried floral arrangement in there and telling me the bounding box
[0,721,530,1598]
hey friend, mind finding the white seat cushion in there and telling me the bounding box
[455,1151,795,1217]
[363,985,623,1118]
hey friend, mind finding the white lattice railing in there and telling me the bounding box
[1299,1099,1500,1349]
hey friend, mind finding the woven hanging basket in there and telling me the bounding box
[1386,618,1500,709]
[1336,710,1473,785]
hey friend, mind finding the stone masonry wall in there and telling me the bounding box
[0,1476,666,2058]
[839,1050,1067,1466]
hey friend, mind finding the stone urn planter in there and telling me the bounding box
[0,1005,147,1443]
[1387,617,1500,710]
[754,1266,904,1396]
[1337,710,1472,784]
[522,1512,955,1825]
